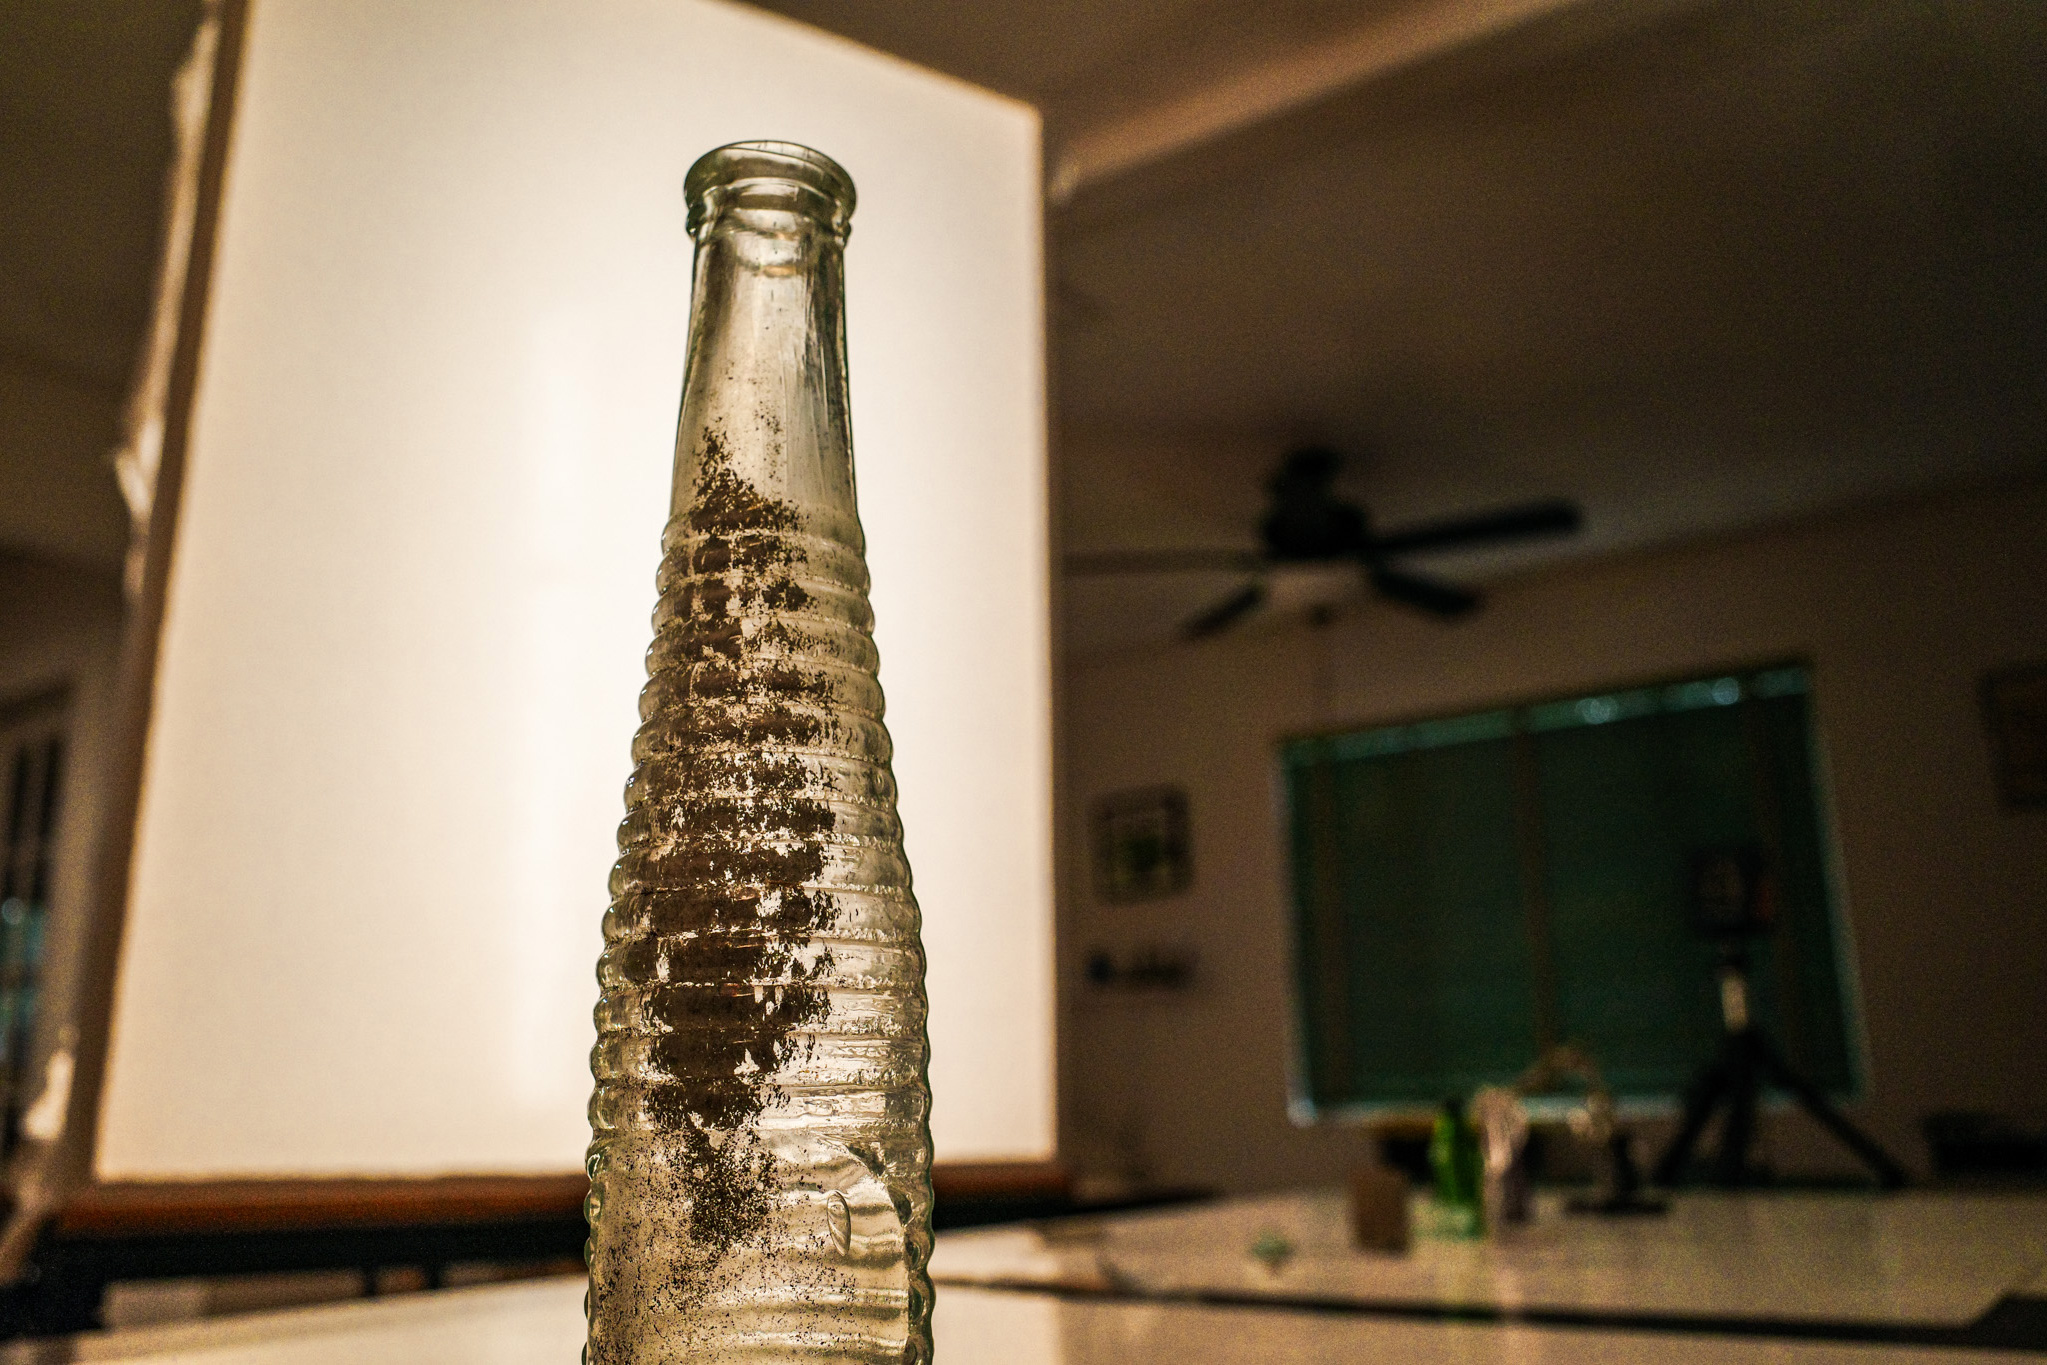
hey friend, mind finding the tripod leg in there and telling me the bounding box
[1753,1036,1907,1189]
[1654,1052,1730,1186]
[1712,1034,1760,1186]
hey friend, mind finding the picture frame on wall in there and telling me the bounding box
[1092,786,1193,903]
[1982,664,2047,810]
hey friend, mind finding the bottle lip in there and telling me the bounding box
[685,141,857,238]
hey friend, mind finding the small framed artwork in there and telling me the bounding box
[1092,786,1192,903]
[1982,664,2047,810]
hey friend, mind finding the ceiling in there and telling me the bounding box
[755,0,2047,655]
[4,0,2044,653]
[0,0,201,569]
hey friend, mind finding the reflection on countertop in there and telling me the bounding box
[930,1186,2047,1329]
[11,1274,2047,1365]
[11,1188,2047,1363]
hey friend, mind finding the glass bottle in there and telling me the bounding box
[585,142,933,1364]
[1428,1096,1483,1238]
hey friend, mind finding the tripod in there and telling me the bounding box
[1653,943,1906,1189]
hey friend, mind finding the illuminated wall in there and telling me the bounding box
[100,0,1051,1175]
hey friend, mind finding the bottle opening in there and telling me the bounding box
[685,141,857,239]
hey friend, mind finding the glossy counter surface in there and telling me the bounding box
[6,1277,2043,1365]
[930,1187,2047,1328]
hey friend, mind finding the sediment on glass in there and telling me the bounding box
[585,142,933,1365]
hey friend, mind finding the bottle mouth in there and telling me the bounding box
[685,141,857,238]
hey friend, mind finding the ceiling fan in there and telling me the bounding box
[1065,446,1584,639]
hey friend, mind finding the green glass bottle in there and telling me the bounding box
[1429,1097,1484,1238]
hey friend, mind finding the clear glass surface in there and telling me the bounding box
[586,142,934,1364]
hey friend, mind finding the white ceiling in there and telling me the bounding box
[4,0,2044,651]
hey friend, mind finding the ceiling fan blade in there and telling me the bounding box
[1370,566,1480,618]
[1181,581,1267,638]
[1372,499,1583,555]
[1065,548,1265,575]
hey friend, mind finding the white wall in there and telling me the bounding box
[100,0,1052,1176]
[1061,480,2047,1190]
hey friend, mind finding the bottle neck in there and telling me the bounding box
[672,199,859,552]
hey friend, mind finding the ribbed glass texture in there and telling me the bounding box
[586,143,933,1364]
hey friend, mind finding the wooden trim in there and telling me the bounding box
[53,1176,589,1239]
[930,1161,1069,1202]
[47,1162,1068,1240]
